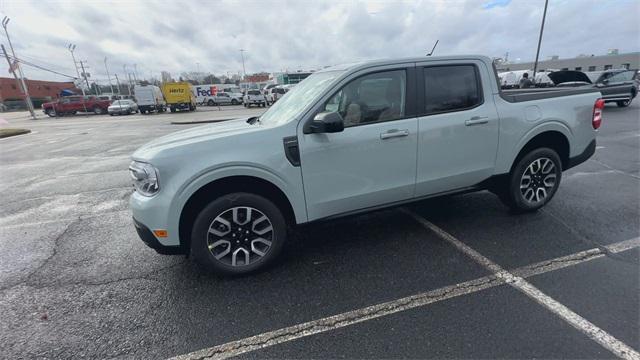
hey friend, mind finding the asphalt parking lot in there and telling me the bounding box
[0,102,638,359]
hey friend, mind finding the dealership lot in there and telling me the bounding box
[0,103,638,358]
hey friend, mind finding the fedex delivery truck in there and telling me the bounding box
[193,84,243,106]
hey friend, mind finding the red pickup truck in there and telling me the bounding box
[42,96,111,117]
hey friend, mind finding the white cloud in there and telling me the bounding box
[0,0,638,83]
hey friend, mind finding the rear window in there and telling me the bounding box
[248,90,260,95]
[423,65,482,114]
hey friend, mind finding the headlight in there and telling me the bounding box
[129,161,160,196]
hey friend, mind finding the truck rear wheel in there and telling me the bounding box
[45,109,57,117]
[191,192,287,275]
[498,148,562,213]
[93,107,104,115]
[170,107,176,113]
[616,99,631,107]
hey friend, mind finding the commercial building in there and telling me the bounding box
[276,71,313,85]
[497,51,640,72]
[0,77,77,109]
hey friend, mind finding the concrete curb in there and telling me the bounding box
[170,118,235,125]
[0,128,31,139]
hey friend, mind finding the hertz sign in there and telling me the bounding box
[169,88,185,93]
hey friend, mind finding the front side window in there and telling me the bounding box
[423,65,481,114]
[588,66,597,71]
[322,69,406,127]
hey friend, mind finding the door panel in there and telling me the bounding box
[300,118,418,221]
[299,66,418,221]
[414,61,499,196]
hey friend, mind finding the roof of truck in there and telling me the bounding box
[316,55,493,73]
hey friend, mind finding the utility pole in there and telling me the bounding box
[114,73,122,96]
[133,63,139,83]
[239,49,246,79]
[104,57,115,94]
[123,64,132,96]
[67,44,87,113]
[532,0,549,81]
[2,17,36,119]
[78,60,91,93]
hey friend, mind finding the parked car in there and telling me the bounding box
[42,96,111,117]
[134,85,166,114]
[130,55,603,275]
[548,69,638,107]
[243,90,268,107]
[209,92,243,106]
[162,82,196,112]
[267,86,288,104]
[108,99,138,115]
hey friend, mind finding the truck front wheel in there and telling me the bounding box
[191,192,287,275]
[498,148,562,213]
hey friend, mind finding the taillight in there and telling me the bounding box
[592,98,604,129]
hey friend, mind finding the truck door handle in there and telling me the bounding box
[465,116,489,126]
[380,129,409,140]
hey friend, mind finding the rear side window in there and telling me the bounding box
[423,65,482,115]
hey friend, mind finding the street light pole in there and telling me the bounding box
[532,0,549,81]
[104,57,115,94]
[2,16,36,119]
[239,49,246,79]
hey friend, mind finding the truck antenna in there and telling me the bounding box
[427,40,439,56]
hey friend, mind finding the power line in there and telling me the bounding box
[0,53,76,78]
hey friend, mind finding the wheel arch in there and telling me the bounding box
[511,129,570,172]
[178,175,297,254]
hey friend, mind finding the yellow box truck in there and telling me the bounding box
[161,82,197,112]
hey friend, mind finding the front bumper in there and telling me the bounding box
[133,217,184,255]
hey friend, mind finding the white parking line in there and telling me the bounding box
[171,230,640,360]
[404,209,640,360]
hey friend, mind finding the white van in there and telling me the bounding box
[134,85,166,114]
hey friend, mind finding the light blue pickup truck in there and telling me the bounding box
[130,55,604,274]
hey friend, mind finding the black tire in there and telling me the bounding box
[170,107,176,113]
[616,99,631,107]
[191,192,287,275]
[93,107,104,115]
[109,113,114,116]
[207,99,215,106]
[45,109,56,117]
[231,99,238,105]
[498,147,562,213]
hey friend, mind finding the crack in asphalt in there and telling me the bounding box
[540,208,618,257]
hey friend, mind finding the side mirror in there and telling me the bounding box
[310,111,344,133]
[599,79,609,86]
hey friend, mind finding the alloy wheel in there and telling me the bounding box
[520,157,557,204]
[206,206,274,267]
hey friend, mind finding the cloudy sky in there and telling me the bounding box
[0,0,638,84]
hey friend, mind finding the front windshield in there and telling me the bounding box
[258,70,343,126]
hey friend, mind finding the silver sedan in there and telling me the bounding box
[108,100,139,115]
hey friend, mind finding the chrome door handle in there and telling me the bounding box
[380,129,409,140]
[465,116,489,126]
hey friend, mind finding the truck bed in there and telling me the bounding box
[500,87,600,103]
